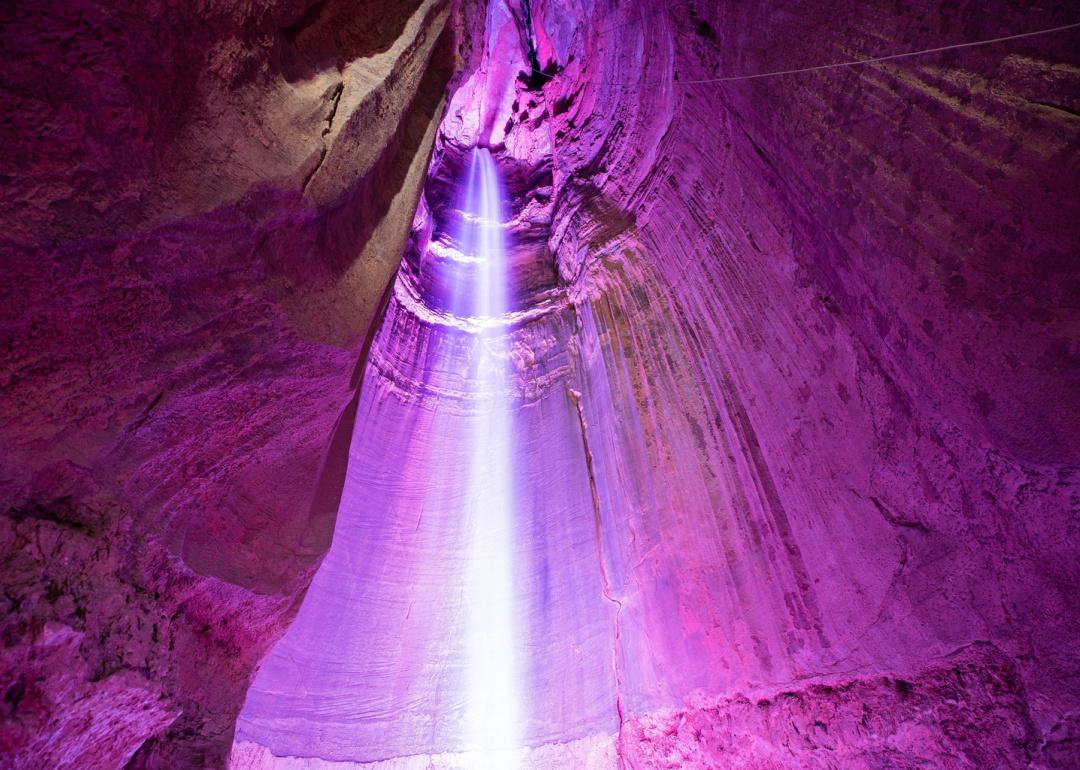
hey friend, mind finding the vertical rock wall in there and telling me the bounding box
[2,0,1078,767]
[231,1,1079,768]
[527,0,1079,765]
[0,0,462,766]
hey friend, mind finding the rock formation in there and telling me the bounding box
[2,0,1078,768]
[1,0,460,765]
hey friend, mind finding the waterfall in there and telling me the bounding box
[458,148,521,766]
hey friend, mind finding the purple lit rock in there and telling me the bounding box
[1,0,457,766]
[527,0,1080,765]
[3,0,1080,768]
[238,0,1080,766]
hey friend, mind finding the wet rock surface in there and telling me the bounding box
[620,643,1041,769]
[2,0,1079,767]
[527,0,1079,765]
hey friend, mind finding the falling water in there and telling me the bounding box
[236,147,603,768]
[455,147,521,767]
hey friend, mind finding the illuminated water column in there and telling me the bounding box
[234,145,607,768]
[456,148,521,766]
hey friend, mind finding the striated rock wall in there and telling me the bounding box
[528,0,1080,765]
[2,0,1078,767]
[230,1,1079,768]
[620,643,1040,769]
[0,0,464,766]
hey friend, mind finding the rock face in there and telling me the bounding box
[526,0,1080,764]
[619,643,1040,769]
[233,0,1080,768]
[525,0,1080,764]
[0,0,461,766]
[3,0,1079,768]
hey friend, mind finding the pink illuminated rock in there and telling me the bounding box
[0,0,459,766]
[3,0,1079,767]
[619,643,1038,769]
[525,0,1080,765]
[238,0,1079,766]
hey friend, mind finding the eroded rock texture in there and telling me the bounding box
[527,0,1080,765]
[234,0,1079,768]
[620,643,1040,769]
[2,0,1079,768]
[0,0,462,766]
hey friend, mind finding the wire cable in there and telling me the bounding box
[681,20,1080,84]
[593,20,1080,86]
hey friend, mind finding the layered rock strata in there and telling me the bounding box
[529,0,1080,765]
[0,0,462,765]
[241,0,1079,766]
[2,0,1079,768]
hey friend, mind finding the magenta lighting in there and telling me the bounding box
[3,0,1078,768]
[232,143,533,767]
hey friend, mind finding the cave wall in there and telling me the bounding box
[231,0,1079,767]
[1,0,1078,768]
[529,0,1080,765]
[0,0,465,766]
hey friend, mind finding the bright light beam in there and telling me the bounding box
[459,147,521,768]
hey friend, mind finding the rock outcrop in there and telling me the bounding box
[530,0,1080,765]
[0,0,461,765]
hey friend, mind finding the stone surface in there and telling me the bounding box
[3,0,1079,768]
[0,0,460,766]
[527,0,1080,765]
[237,0,1079,766]
[619,643,1039,769]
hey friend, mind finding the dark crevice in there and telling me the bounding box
[302,148,329,195]
[566,385,626,762]
[300,79,341,195]
[508,0,558,89]
[870,495,932,533]
[740,125,779,173]
[1030,99,1080,119]
[688,4,717,41]
[323,81,345,135]
[128,391,165,434]
[5,498,92,534]
[302,80,344,195]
